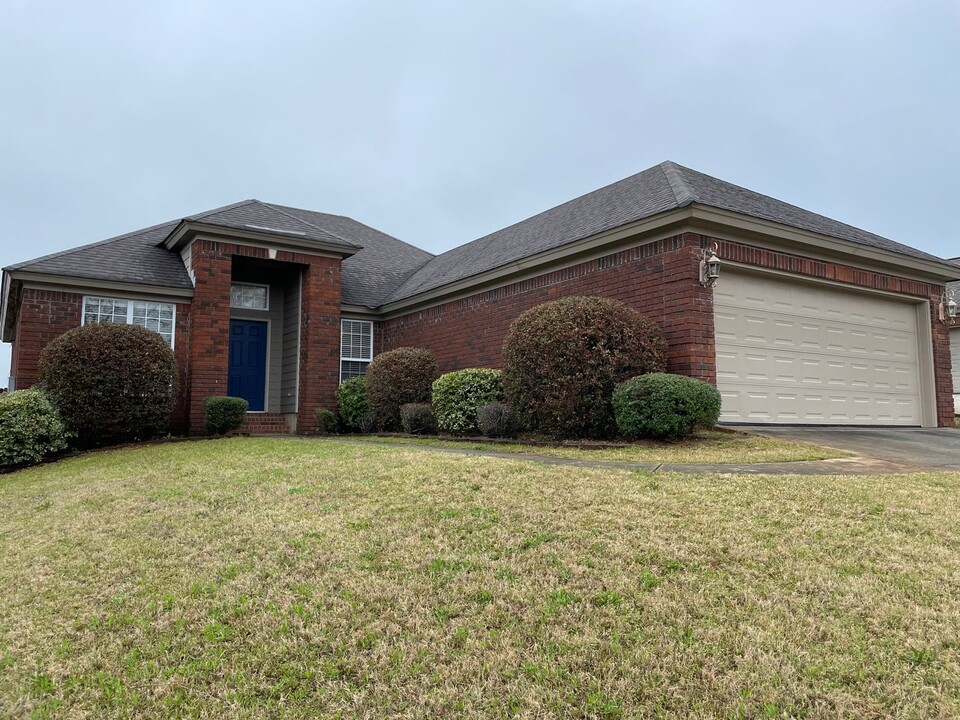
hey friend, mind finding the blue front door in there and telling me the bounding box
[228,320,267,411]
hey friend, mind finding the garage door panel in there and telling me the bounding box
[717,346,918,392]
[715,270,922,426]
[718,383,921,425]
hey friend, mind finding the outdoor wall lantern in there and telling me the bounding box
[939,289,958,323]
[699,244,721,288]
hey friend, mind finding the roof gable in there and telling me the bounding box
[184,199,359,248]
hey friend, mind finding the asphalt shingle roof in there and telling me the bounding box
[5,162,955,306]
[5,220,192,289]
[264,204,433,307]
[383,162,952,303]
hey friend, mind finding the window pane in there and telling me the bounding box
[341,320,373,361]
[341,360,369,380]
[230,283,268,310]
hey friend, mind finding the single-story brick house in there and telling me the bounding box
[3,162,958,434]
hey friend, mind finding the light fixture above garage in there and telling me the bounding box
[699,244,721,288]
[939,290,958,323]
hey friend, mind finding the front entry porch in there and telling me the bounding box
[183,236,345,437]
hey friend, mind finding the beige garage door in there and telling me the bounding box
[714,269,923,425]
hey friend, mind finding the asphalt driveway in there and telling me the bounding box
[738,426,960,471]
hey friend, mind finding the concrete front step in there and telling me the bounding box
[241,412,292,435]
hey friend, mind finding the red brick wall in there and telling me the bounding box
[378,233,715,380]
[10,289,82,390]
[714,237,955,427]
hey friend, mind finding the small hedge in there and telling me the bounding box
[432,368,504,435]
[613,373,722,441]
[400,403,437,435]
[365,348,438,431]
[315,408,337,435]
[203,396,249,436]
[476,401,519,439]
[0,389,70,468]
[502,296,666,439]
[336,377,369,433]
[38,324,178,448]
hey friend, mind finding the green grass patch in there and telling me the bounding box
[347,429,850,464]
[0,438,957,718]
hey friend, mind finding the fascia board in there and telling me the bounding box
[12,271,195,300]
[164,221,359,259]
[375,209,693,317]
[689,206,960,283]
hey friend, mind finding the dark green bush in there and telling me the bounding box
[336,377,368,433]
[359,411,378,434]
[502,296,666,439]
[613,373,721,441]
[0,389,71,467]
[365,347,439,431]
[476,401,520,439]
[203,396,249,436]
[400,403,437,435]
[38,324,178,448]
[315,408,338,435]
[432,368,504,435]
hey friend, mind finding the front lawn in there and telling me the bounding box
[349,429,850,464]
[1,438,958,718]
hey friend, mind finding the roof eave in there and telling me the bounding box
[688,205,960,283]
[1,270,19,344]
[376,207,694,316]
[5,269,194,298]
[162,220,360,259]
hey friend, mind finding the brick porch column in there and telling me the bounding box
[186,240,232,435]
[296,256,342,433]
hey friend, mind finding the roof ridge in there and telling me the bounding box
[188,199,258,221]
[4,218,179,272]
[260,201,358,247]
[673,162,906,245]
[659,161,699,207]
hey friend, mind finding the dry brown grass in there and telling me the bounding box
[0,438,958,718]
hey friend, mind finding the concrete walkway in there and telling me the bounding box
[739,426,960,471]
[320,438,923,475]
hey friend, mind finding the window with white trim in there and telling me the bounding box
[230,282,269,310]
[340,319,373,382]
[82,296,176,347]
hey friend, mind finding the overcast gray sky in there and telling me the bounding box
[2,0,958,384]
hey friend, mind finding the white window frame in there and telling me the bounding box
[81,295,177,349]
[230,282,270,311]
[340,319,374,383]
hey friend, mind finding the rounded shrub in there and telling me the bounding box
[613,373,722,441]
[476,401,520,439]
[400,403,437,435]
[502,296,666,439]
[432,368,504,435]
[0,389,70,468]
[203,396,249,435]
[38,324,178,448]
[315,408,338,435]
[365,347,439,431]
[336,377,369,433]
